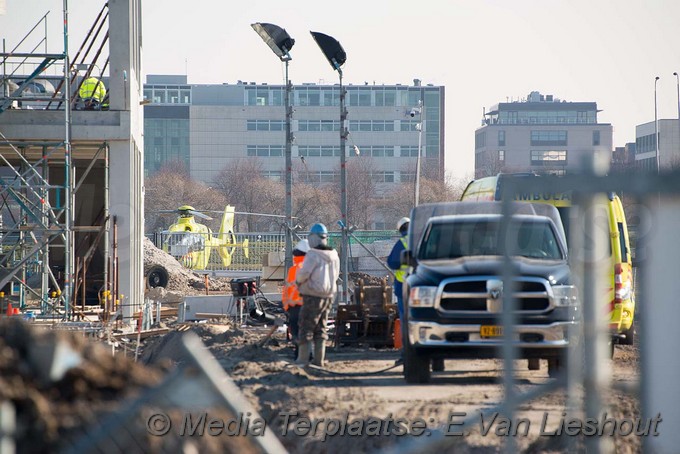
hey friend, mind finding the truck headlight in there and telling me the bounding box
[409,286,437,307]
[552,285,578,307]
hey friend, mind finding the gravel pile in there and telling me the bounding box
[143,237,231,294]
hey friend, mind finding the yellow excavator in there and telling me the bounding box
[162,205,248,270]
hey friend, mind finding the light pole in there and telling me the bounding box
[310,31,349,305]
[252,22,295,274]
[412,100,424,206]
[674,72,680,159]
[655,76,660,173]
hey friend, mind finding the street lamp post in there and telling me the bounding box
[655,76,660,173]
[310,31,349,305]
[413,100,424,206]
[674,72,680,158]
[252,22,295,274]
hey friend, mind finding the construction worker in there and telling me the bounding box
[282,239,309,358]
[388,217,410,321]
[295,223,340,367]
[78,76,106,110]
[388,217,410,366]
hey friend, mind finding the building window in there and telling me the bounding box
[298,146,341,157]
[401,171,415,182]
[530,130,567,146]
[349,120,395,132]
[531,150,567,166]
[371,171,395,183]
[300,171,340,183]
[298,120,340,132]
[475,131,486,149]
[401,146,419,157]
[263,171,283,181]
[247,145,283,157]
[498,130,506,147]
[359,146,395,158]
[400,120,420,132]
[593,130,600,146]
[498,150,505,162]
[246,120,285,131]
[635,133,657,154]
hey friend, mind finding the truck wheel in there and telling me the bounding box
[527,358,541,370]
[547,358,562,378]
[431,358,445,372]
[619,323,635,346]
[404,344,430,383]
[146,266,169,289]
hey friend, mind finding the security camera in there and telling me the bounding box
[409,109,417,117]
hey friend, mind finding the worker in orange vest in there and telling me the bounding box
[282,239,310,358]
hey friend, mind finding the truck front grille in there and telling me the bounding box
[438,278,551,313]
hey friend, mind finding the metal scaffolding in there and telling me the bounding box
[0,2,111,318]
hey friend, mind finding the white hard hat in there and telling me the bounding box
[397,217,410,231]
[294,239,310,253]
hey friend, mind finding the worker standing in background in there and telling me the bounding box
[78,76,107,110]
[388,217,410,321]
[296,223,340,367]
[387,217,410,365]
[282,239,309,359]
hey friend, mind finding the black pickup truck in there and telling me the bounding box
[400,201,578,383]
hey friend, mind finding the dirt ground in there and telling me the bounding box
[140,322,642,454]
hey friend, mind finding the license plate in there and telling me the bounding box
[480,325,503,337]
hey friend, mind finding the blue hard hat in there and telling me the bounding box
[309,223,328,237]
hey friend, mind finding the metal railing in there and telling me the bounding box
[148,230,399,276]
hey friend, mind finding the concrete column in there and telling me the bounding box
[107,0,144,320]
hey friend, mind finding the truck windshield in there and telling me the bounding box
[419,219,563,260]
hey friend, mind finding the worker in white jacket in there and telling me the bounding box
[296,223,340,367]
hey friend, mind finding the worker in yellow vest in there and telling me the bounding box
[388,217,411,366]
[78,77,107,110]
[387,217,410,321]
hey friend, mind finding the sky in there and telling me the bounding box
[2,0,680,180]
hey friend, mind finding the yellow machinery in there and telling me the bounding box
[162,205,249,270]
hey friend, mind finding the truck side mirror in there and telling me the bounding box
[400,249,417,267]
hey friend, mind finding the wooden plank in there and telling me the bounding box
[112,328,169,340]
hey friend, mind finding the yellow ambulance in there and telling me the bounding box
[461,174,636,351]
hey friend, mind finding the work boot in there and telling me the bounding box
[295,342,312,365]
[312,339,326,367]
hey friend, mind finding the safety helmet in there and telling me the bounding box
[294,239,310,254]
[397,217,410,231]
[309,223,328,238]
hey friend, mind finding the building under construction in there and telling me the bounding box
[0,0,143,322]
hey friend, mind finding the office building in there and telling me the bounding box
[635,119,680,172]
[143,75,445,192]
[474,91,613,177]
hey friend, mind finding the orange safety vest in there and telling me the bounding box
[282,255,305,311]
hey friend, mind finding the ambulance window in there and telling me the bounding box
[618,223,628,262]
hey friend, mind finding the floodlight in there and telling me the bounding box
[310,31,346,70]
[251,23,295,61]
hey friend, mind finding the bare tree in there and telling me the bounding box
[145,163,226,232]
[338,157,378,230]
[292,183,341,231]
[212,158,275,231]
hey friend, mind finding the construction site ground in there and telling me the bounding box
[0,314,641,453]
[140,321,641,454]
